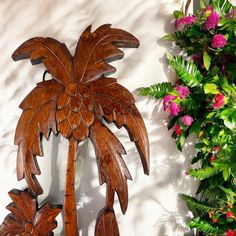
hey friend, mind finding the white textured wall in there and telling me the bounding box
[0,0,198,235]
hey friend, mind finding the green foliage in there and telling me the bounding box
[187,217,223,234]
[203,83,219,94]
[140,0,236,234]
[139,82,173,99]
[203,51,211,71]
[167,54,203,87]
[189,167,219,180]
[181,194,218,214]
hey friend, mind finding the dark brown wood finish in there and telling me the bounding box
[0,189,62,236]
[2,24,150,235]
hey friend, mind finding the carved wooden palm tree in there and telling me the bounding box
[12,24,149,236]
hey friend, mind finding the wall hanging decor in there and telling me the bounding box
[0,24,150,236]
[140,0,236,235]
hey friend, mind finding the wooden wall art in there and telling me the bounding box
[0,24,150,236]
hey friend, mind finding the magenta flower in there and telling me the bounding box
[213,93,225,109]
[211,34,227,48]
[170,102,181,116]
[175,85,190,99]
[163,95,176,111]
[205,12,220,30]
[175,16,196,30]
[226,9,236,18]
[181,115,194,126]
[204,5,213,15]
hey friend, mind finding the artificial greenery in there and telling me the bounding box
[140,0,236,235]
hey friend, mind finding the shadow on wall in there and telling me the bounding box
[43,135,105,236]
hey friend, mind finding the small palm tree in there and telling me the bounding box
[12,24,149,235]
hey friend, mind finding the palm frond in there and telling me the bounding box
[167,54,203,87]
[139,82,174,99]
[181,194,218,214]
[187,217,224,234]
[189,167,219,180]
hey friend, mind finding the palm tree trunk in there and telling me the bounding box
[64,138,79,236]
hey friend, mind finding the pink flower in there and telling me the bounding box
[170,102,181,116]
[226,229,236,236]
[174,124,182,136]
[175,85,190,99]
[226,9,236,18]
[205,12,220,30]
[211,34,227,48]
[175,16,196,30]
[213,93,225,109]
[163,95,176,111]
[181,115,194,126]
[204,6,213,17]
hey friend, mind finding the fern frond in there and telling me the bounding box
[187,217,223,234]
[181,194,218,214]
[167,55,203,87]
[189,167,219,180]
[163,31,186,42]
[139,82,174,99]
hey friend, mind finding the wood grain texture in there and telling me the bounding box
[9,24,150,235]
[95,208,119,236]
[0,189,62,236]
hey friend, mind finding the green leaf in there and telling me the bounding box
[200,0,207,9]
[167,116,178,130]
[176,135,185,151]
[173,10,184,19]
[167,55,203,87]
[187,217,223,234]
[139,82,173,99]
[189,167,219,180]
[189,120,201,135]
[203,51,211,71]
[210,0,233,15]
[219,186,236,197]
[163,34,177,42]
[219,108,236,130]
[204,83,219,94]
[222,167,231,181]
[181,194,218,214]
[222,83,236,94]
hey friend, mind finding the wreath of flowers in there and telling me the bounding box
[141,0,236,235]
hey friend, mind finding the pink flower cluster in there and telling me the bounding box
[205,12,220,30]
[163,85,190,116]
[182,115,193,126]
[174,115,193,137]
[211,34,227,48]
[176,85,190,99]
[163,95,180,116]
[175,16,196,30]
[204,5,213,16]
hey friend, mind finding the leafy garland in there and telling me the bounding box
[140,0,236,235]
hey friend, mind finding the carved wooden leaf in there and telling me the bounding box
[90,120,131,214]
[95,208,119,236]
[12,37,73,85]
[74,24,140,83]
[91,77,150,175]
[0,189,62,236]
[15,80,63,195]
